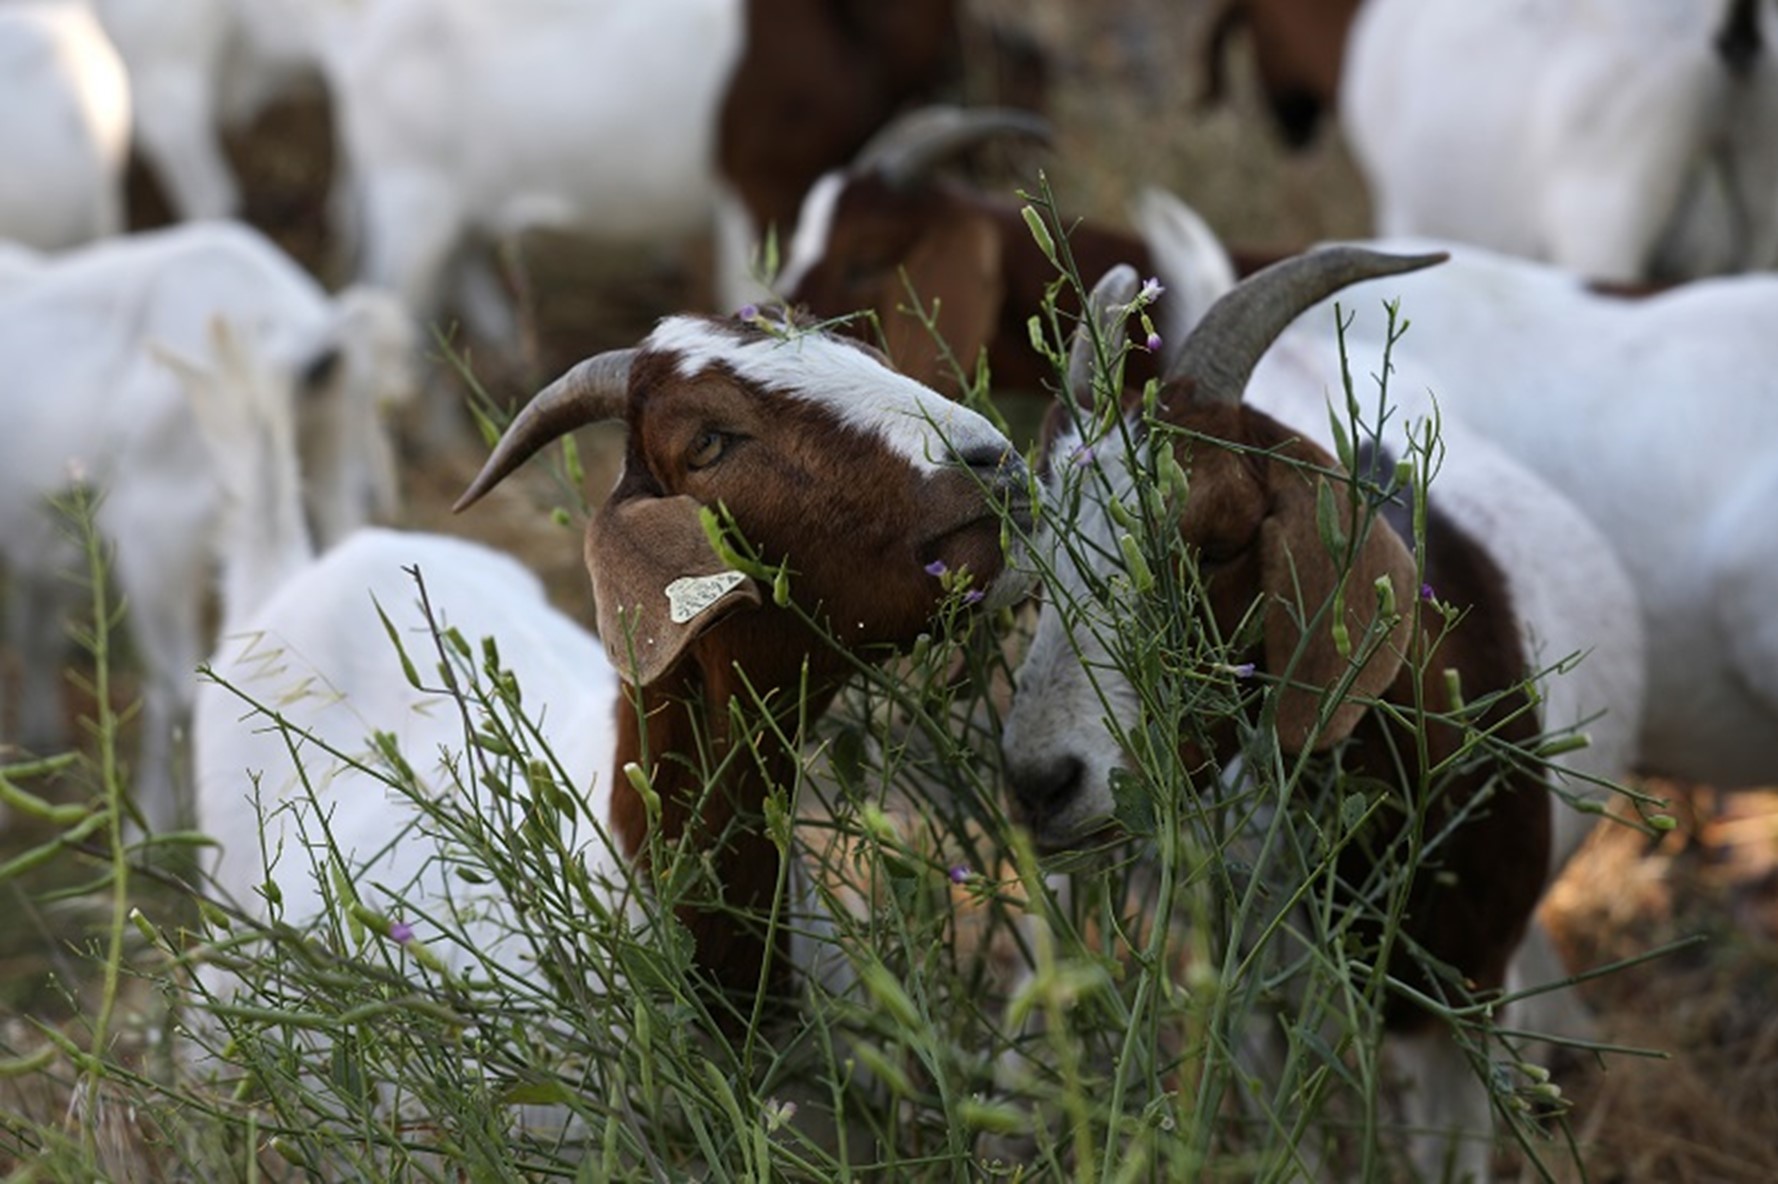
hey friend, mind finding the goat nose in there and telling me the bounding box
[960,444,1025,483]
[960,446,1034,529]
[1007,754,1084,822]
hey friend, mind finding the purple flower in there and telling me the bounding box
[1145,331,1163,353]
[924,559,948,577]
[1230,662,1255,679]
[736,303,760,322]
[389,921,415,944]
[1420,582,1436,602]
[948,865,972,885]
[1139,276,1165,303]
[962,589,985,606]
[1068,443,1096,467]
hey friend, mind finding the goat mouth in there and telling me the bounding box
[1004,493,1036,535]
[924,495,1031,550]
[1031,818,1127,859]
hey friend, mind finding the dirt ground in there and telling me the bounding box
[6,2,1777,1179]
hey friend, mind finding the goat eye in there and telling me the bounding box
[687,430,729,470]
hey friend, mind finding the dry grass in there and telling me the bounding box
[1533,788,1778,1183]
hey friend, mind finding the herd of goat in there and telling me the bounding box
[3,0,1777,1178]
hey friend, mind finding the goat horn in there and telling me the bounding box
[1065,265,1141,409]
[453,349,636,512]
[1165,247,1448,405]
[857,105,1052,190]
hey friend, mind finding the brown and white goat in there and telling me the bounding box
[717,0,1046,246]
[453,312,1033,999]
[776,107,1233,397]
[1001,252,1644,1179]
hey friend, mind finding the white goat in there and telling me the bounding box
[188,307,1032,1120]
[1002,254,1644,1181]
[89,0,358,222]
[181,319,616,969]
[0,221,412,833]
[313,0,751,448]
[0,0,130,249]
[1343,0,1778,282]
[330,1,999,341]
[1289,238,1778,789]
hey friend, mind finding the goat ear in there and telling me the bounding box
[880,215,1004,389]
[1259,460,1417,752]
[586,494,761,685]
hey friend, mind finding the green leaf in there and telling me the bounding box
[1110,767,1157,837]
[1021,205,1058,267]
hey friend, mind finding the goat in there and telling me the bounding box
[1199,0,1363,149]
[776,107,1231,396]
[329,1,1002,342]
[1343,0,1778,282]
[0,220,412,833]
[89,0,358,223]
[0,0,131,249]
[191,303,1031,1055]
[1001,252,1645,1180]
[1284,238,1778,789]
[181,319,614,973]
[93,0,241,221]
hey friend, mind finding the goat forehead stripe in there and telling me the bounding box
[775,172,845,295]
[647,316,1005,473]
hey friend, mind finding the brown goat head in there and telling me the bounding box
[1152,396,1416,752]
[459,309,1033,689]
[777,106,1051,390]
[1005,248,1444,842]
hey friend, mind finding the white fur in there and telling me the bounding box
[649,315,1018,480]
[1310,238,1778,788]
[197,528,622,969]
[332,0,745,324]
[185,356,627,1117]
[0,221,412,833]
[90,0,364,222]
[774,172,849,298]
[0,0,131,249]
[1343,0,1778,281]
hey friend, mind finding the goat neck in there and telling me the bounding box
[607,623,849,1002]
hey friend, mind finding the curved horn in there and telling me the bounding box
[1065,265,1141,409]
[453,349,636,512]
[856,105,1052,190]
[1165,247,1448,405]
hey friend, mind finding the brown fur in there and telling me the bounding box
[1199,0,1364,149]
[577,318,1021,1005]
[717,0,963,238]
[1152,395,1549,1030]
[789,176,1167,396]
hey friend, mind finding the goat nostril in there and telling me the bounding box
[960,448,1032,503]
[1009,754,1084,817]
[959,444,1012,475]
